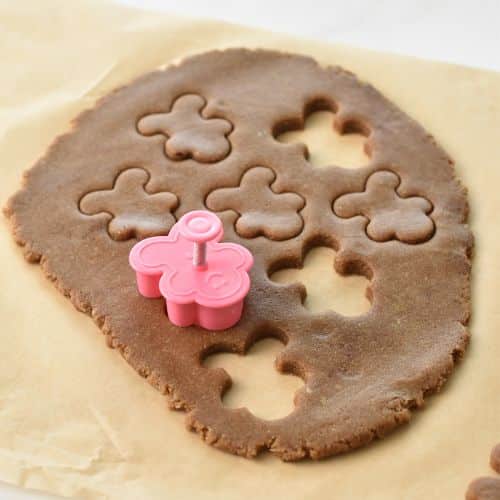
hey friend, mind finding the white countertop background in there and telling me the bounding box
[1,0,498,498]
[119,0,500,71]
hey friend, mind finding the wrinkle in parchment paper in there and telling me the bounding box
[1,0,500,499]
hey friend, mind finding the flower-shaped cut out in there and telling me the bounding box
[137,94,232,163]
[79,168,178,241]
[129,212,253,330]
[206,167,305,241]
[333,170,434,244]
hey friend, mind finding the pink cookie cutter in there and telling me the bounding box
[129,210,253,330]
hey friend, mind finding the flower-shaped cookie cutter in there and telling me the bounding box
[129,210,253,330]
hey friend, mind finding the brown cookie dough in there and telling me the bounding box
[466,478,500,500]
[137,94,232,162]
[79,168,178,240]
[466,444,500,499]
[4,49,472,461]
[491,444,500,474]
[206,166,305,240]
[333,170,435,243]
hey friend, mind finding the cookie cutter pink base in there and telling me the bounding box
[129,210,253,330]
[167,300,245,330]
[134,272,245,330]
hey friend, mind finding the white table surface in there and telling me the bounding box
[2,1,499,498]
[119,0,500,72]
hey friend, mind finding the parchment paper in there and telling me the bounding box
[1,1,499,498]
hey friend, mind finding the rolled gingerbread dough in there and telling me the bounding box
[0,0,499,498]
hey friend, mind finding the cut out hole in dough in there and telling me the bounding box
[270,246,371,316]
[204,338,303,421]
[277,110,370,168]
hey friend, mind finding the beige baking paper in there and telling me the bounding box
[1,1,499,499]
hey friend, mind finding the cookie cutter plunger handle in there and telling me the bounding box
[178,211,223,268]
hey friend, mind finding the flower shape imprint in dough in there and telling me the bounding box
[79,168,178,241]
[206,166,305,241]
[333,170,434,244]
[137,94,232,163]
